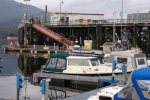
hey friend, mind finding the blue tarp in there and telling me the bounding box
[131,67,150,80]
[131,67,150,100]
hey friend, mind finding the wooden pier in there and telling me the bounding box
[17,22,150,58]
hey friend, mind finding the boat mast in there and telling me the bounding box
[113,11,116,43]
[121,0,123,43]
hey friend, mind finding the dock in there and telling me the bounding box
[33,73,101,82]
[33,72,130,87]
[33,72,130,82]
[2,45,56,54]
[32,72,130,99]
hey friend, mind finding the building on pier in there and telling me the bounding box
[48,12,105,25]
[127,11,150,23]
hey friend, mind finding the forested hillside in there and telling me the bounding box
[0,0,45,38]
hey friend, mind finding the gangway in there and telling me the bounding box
[32,24,73,47]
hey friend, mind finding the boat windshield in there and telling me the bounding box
[118,80,150,99]
[68,59,90,66]
[90,59,100,66]
[46,58,66,69]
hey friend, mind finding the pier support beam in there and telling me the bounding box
[96,25,101,49]
[28,27,33,45]
[146,29,150,57]
[18,28,24,48]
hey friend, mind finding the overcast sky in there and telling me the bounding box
[14,0,150,19]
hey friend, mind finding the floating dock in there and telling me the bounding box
[32,72,130,99]
[33,72,130,88]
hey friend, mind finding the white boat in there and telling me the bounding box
[87,85,124,100]
[71,45,104,57]
[71,49,104,57]
[41,51,148,75]
[87,67,150,100]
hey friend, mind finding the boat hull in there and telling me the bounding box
[42,68,132,76]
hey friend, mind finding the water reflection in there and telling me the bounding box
[0,66,3,73]
[0,61,3,73]
[17,53,48,77]
[16,53,49,100]
[0,39,49,99]
[0,56,3,73]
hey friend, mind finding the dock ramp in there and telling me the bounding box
[32,24,73,47]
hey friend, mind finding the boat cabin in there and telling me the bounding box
[105,51,148,70]
[67,56,101,66]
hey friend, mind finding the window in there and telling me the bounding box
[118,80,137,99]
[68,59,78,66]
[99,58,104,64]
[91,59,100,66]
[78,59,89,66]
[117,57,127,64]
[68,59,89,66]
[138,59,145,65]
[137,80,150,99]
[47,58,57,68]
[56,58,66,69]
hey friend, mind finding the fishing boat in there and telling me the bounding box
[41,50,148,75]
[7,33,18,40]
[87,67,150,100]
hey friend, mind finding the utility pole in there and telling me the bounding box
[45,5,47,25]
[122,0,123,21]
[60,0,63,22]
[121,0,123,42]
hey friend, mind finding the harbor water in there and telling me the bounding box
[0,39,119,100]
